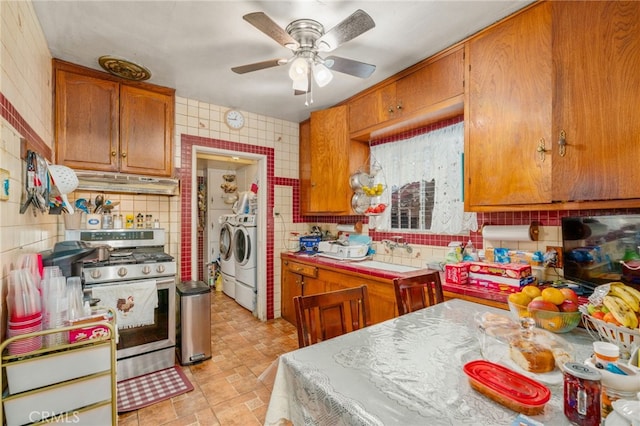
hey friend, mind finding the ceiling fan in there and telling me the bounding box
[232,9,376,98]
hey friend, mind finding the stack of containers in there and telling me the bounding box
[40,266,69,347]
[6,269,43,355]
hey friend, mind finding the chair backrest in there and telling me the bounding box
[294,285,371,348]
[393,271,444,316]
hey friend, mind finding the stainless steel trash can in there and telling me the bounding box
[176,280,212,365]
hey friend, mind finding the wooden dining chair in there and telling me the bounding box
[293,285,372,348]
[393,271,445,315]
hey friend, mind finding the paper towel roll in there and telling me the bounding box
[337,222,363,234]
[482,224,538,241]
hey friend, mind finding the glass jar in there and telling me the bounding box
[101,213,113,229]
[563,362,601,426]
[136,213,144,229]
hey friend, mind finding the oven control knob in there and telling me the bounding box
[117,267,128,277]
[142,265,152,275]
[90,270,102,280]
[156,264,166,273]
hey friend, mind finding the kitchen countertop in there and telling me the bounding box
[282,251,512,307]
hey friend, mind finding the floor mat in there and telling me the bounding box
[117,366,193,413]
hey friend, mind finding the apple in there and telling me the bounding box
[528,299,560,312]
[559,288,579,305]
[559,299,579,312]
[591,311,605,320]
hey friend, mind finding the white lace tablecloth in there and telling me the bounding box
[265,299,595,426]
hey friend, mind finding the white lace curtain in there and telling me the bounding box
[371,122,478,234]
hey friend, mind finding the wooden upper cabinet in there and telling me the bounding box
[465,2,552,208]
[551,1,640,202]
[300,105,368,215]
[302,105,351,214]
[396,47,464,114]
[55,70,120,172]
[120,85,174,176]
[54,60,175,177]
[349,46,464,135]
[466,1,640,211]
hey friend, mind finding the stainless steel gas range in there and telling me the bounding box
[65,229,177,381]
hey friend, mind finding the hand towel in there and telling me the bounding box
[91,280,157,329]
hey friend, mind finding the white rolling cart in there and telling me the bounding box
[0,310,117,425]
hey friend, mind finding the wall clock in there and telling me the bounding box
[224,109,245,130]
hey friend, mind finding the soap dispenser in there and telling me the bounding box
[463,239,479,261]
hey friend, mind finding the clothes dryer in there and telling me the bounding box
[233,214,257,311]
[218,214,238,298]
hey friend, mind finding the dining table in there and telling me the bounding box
[264,299,598,425]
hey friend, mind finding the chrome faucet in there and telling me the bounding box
[381,236,413,253]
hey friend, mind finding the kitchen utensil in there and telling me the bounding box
[93,194,104,213]
[47,164,78,214]
[75,198,89,214]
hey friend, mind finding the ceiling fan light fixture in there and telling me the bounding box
[288,57,309,80]
[313,62,333,87]
[292,75,308,92]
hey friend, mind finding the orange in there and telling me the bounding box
[541,287,565,305]
[521,285,542,299]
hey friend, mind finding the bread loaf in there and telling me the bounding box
[509,338,555,373]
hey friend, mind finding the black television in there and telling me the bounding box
[562,215,640,290]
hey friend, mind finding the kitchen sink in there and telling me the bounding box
[355,260,419,273]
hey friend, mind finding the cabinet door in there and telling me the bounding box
[120,85,174,176]
[396,47,464,114]
[552,1,640,202]
[281,264,301,324]
[55,70,119,172]
[465,2,552,208]
[302,105,351,214]
[349,84,396,133]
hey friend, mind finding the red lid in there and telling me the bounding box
[463,360,551,407]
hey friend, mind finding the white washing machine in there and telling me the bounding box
[233,214,257,311]
[218,214,237,298]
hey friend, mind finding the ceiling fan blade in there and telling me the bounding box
[231,59,284,74]
[316,9,375,52]
[324,56,375,78]
[243,12,298,48]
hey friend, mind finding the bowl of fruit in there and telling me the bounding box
[508,286,583,333]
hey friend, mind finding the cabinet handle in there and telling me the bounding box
[121,152,127,158]
[387,106,395,113]
[558,130,567,157]
[396,104,403,110]
[111,151,117,157]
[284,261,289,266]
[536,138,548,162]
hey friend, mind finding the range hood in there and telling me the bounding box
[74,171,180,196]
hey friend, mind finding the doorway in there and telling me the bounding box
[191,146,268,320]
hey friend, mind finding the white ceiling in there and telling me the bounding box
[32,0,533,124]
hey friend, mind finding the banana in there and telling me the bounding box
[609,285,640,312]
[611,283,640,310]
[603,295,638,329]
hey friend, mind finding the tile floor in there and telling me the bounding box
[118,291,298,426]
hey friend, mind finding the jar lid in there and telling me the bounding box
[564,362,602,381]
[464,360,551,407]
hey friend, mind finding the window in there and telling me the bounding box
[370,122,477,234]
